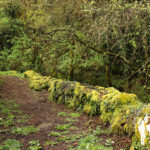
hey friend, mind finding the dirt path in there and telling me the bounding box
[0,76,131,150]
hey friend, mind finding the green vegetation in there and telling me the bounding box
[44,140,59,146]
[0,71,24,78]
[93,126,111,136]
[11,126,38,135]
[28,140,42,150]
[1,0,150,149]
[0,139,22,150]
[69,135,113,150]
[56,123,72,131]
[58,112,67,117]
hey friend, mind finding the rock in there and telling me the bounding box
[37,123,52,130]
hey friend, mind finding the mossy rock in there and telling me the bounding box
[131,104,150,149]
[25,70,51,91]
[24,70,41,79]
[101,92,138,122]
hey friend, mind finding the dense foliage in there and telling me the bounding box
[0,0,150,102]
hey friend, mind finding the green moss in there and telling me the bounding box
[74,82,81,96]
[25,70,50,91]
[91,90,100,102]
[24,70,40,79]
[101,92,139,122]
[83,103,92,115]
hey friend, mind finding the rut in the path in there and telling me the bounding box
[0,76,131,150]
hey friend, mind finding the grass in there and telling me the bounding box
[65,118,78,123]
[44,140,59,146]
[58,112,67,116]
[0,71,24,78]
[69,113,80,118]
[11,126,38,135]
[49,131,62,137]
[56,123,72,130]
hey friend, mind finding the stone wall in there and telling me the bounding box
[25,70,150,149]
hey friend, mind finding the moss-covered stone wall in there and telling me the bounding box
[24,70,150,149]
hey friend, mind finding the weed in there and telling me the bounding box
[0,129,10,133]
[69,113,80,118]
[68,134,83,142]
[70,126,79,130]
[65,118,78,123]
[12,126,38,135]
[58,112,67,116]
[69,135,113,150]
[56,123,72,130]
[57,136,69,142]
[15,119,28,124]
[44,140,59,146]
[0,139,21,150]
[61,130,70,134]
[105,139,115,146]
[28,140,42,150]
[93,126,111,136]
[49,131,62,137]
[0,114,15,127]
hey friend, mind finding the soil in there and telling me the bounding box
[0,76,132,150]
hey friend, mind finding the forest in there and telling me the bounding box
[0,0,150,149]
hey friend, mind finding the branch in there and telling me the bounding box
[73,33,130,65]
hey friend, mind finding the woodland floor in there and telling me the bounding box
[0,76,131,150]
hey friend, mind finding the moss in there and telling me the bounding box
[25,70,51,91]
[24,70,40,79]
[83,103,92,115]
[101,92,139,122]
[29,76,50,91]
[91,90,100,102]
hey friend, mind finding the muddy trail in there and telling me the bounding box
[0,76,131,150]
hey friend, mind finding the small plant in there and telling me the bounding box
[0,139,21,150]
[0,114,15,127]
[93,126,111,136]
[12,126,38,135]
[28,140,42,150]
[105,139,115,146]
[68,133,83,142]
[69,135,113,150]
[44,140,59,146]
[70,126,79,130]
[56,123,72,130]
[57,136,70,142]
[69,113,80,118]
[0,129,10,133]
[49,131,62,137]
[65,118,78,122]
[58,112,67,116]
